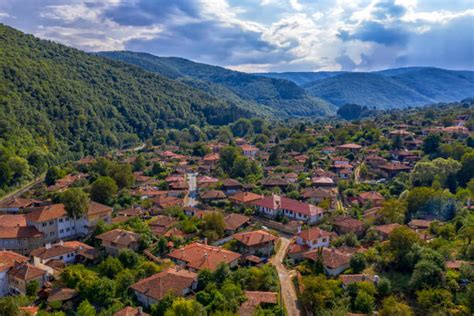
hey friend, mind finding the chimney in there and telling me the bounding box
[204,238,208,245]
[297,226,302,234]
[59,240,64,246]
[203,252,208,259]
[138,307,143,315]
[373,275,379,284]
[45,243,51,249]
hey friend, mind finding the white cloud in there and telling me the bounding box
[288,0,303,11]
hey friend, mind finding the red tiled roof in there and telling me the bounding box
[333,216,364,229]
[298,227,332,241]
[229,192,263,204]
[200,190,226,199]
[233,230,278,246]
[337,143,362,149]
[224,213,250,231]
[304,247,351,269]
[380,163,411,171]
[374,223,401,235]
[87,201,112,216]
[114,307,149,316]
[0,197,36,209]
[25,204,66,222]
[252,195,324,217]
[0,226,43,239]
[0,214,27,227]
[47,287,78,302]
[168,243,241,271]
[0,251,28,272]
[8,261,46,280]
[96,229,140,246]
[359,191,385,201]
[130,268,197,301]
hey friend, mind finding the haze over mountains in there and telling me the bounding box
[256,68,474,109]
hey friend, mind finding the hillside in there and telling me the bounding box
[0,24,255,163]
[258,67,474,109]
[253,71,345,86]
[97,51,334,117]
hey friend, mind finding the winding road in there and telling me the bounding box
[271,237,302,316]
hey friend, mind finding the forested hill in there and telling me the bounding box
[97,51,334,117]
[257,68,474,109]
[0,24,254,161]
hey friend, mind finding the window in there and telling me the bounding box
[59,218,63,223]
[59,256,63,260]
[50,232,55,236]
[49,221,54,225]
[42,223,47,227]
[60,229,64,233]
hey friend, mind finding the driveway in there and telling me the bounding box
[271,237,302,316]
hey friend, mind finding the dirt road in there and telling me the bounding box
[271,237,302,316]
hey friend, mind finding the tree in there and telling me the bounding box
[354,290,375,314]
[151,293,175,316]
[202,212,225,241]
[300,275,345,312]
[268,146,282,166]
[61,264,97,288]
[231,118,253,137]
[389,226,421,271]
[118,249,140,268]
[110,164,134,189]
[410,259,445,290]
[416,288,454,314]
[61,188,89,218]
[423,133,441,156]
[45,166,64,186]
[192,143,210,157]
[411,158,461,187]
[90,176,118,204]
[379,199,407,224]
[133,155,146,171]
[219,146,241,174]
[26,280,39,296]
[350,253,367,273]
[77,300,96,316]
[0,297,21,316]
[379,296,413,316]
[98,257,124,278]
[164,297,206,316]
[458,151,474,186]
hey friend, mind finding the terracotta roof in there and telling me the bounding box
[47,287,78,302]
[221,179,243,187]
[0,251,28,272]
[298,227,332,241]
[163,227,188,239]
[197,176,219,184]
[26,204,66,222]
[19,306,40,315]
[374,223,401,236]
[0,197,37,209]
[149,215,177,228]
[87,201,112,216]
[96,229,140,246]
[252,195,324,217]
[224,213,250,231]
[337,143,362,149]
[408,219,432,229]
[0,226,43,239]
[287,243,310,254]
[304,247,351,269]
[380,163,411,171]
[233,230,278,246]
[359,191,385,201]
[261,178,290,186]
[229,192,263,204]
[339,274,376,285]
[203,153,220,162]
[333,216,364,229]
[301,188,335,200]
[0,214,27,227]
[200,190,226,199]
[8,261,46,280]
[130,268,197,301]
[239,291,278,315]
[446,260,473,270]
[240,144,258,151]
[30,244,76,260]
[114,307,149,316]
[168,242,241,271]
[312,177,335,185]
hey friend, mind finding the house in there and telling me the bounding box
[224,213,250,235]
[96,229,141,256]
[168,242,241,272]
[47,287,78,304]
[114,307,149,316]
[301,188,336,204]
[8,261,47,295]
[332,216,365,237]
[131,268,198,308]
[197,176,219,188]
[303,247,351,276]
[0,225,43,255]
[296,227,332,250]
[374,223,401,240]
[379,162,411,179]
[321,147,336,155]
[30,240,94,267]
[337,143,362,152]
[261,178,290,190]
[0,251,28,297]
[238,291,278,316]
[0,197,41,213]
[221,179,243,195]
[253,195,325,224]
[365,155,387,169]
[232,230,278,257]
[240,144,259,158]
[312,177,336,188]
[339,274,378,287]
[408,219,433,230]
[200,190,227,202]
[357,191,385,207]
[202,153,220,166]
[229,192,263,207]
[149,215,177,235]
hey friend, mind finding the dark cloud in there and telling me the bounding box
[102,0,201,26]
[372,0,407,19]
[339,21,409,46]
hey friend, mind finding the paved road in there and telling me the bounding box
[271,237,302,316]
[184,172,198,207]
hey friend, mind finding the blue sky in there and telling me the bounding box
[0,0,473,72]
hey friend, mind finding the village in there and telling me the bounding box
[0,103,473,316]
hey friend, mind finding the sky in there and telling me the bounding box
[0,0,473,72]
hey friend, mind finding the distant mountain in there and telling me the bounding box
[97,51,334,117]
[0,24,255,161]
[252,71,346,86]
[257,67,474,109]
